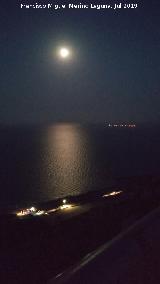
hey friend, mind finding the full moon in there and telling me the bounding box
[59,47,70,58]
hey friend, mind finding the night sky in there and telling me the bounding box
[1,0,160,125]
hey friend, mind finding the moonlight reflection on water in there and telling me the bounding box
[42,124,91,199]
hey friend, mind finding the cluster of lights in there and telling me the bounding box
[108,124,136,128]
[16,207,46,217]
[16,207,36,217]
[103,190,123,198]
[60,199,73,210]
[60,204,73,210]
[16,199,74,218]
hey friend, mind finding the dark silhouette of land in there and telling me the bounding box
[0,175,160,284]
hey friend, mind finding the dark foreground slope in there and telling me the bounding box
[0,175,160,284]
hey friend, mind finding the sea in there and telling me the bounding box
[0,123,160,210]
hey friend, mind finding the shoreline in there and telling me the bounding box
[1,173,160,216]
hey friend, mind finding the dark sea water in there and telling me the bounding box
[0,123,160,210]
